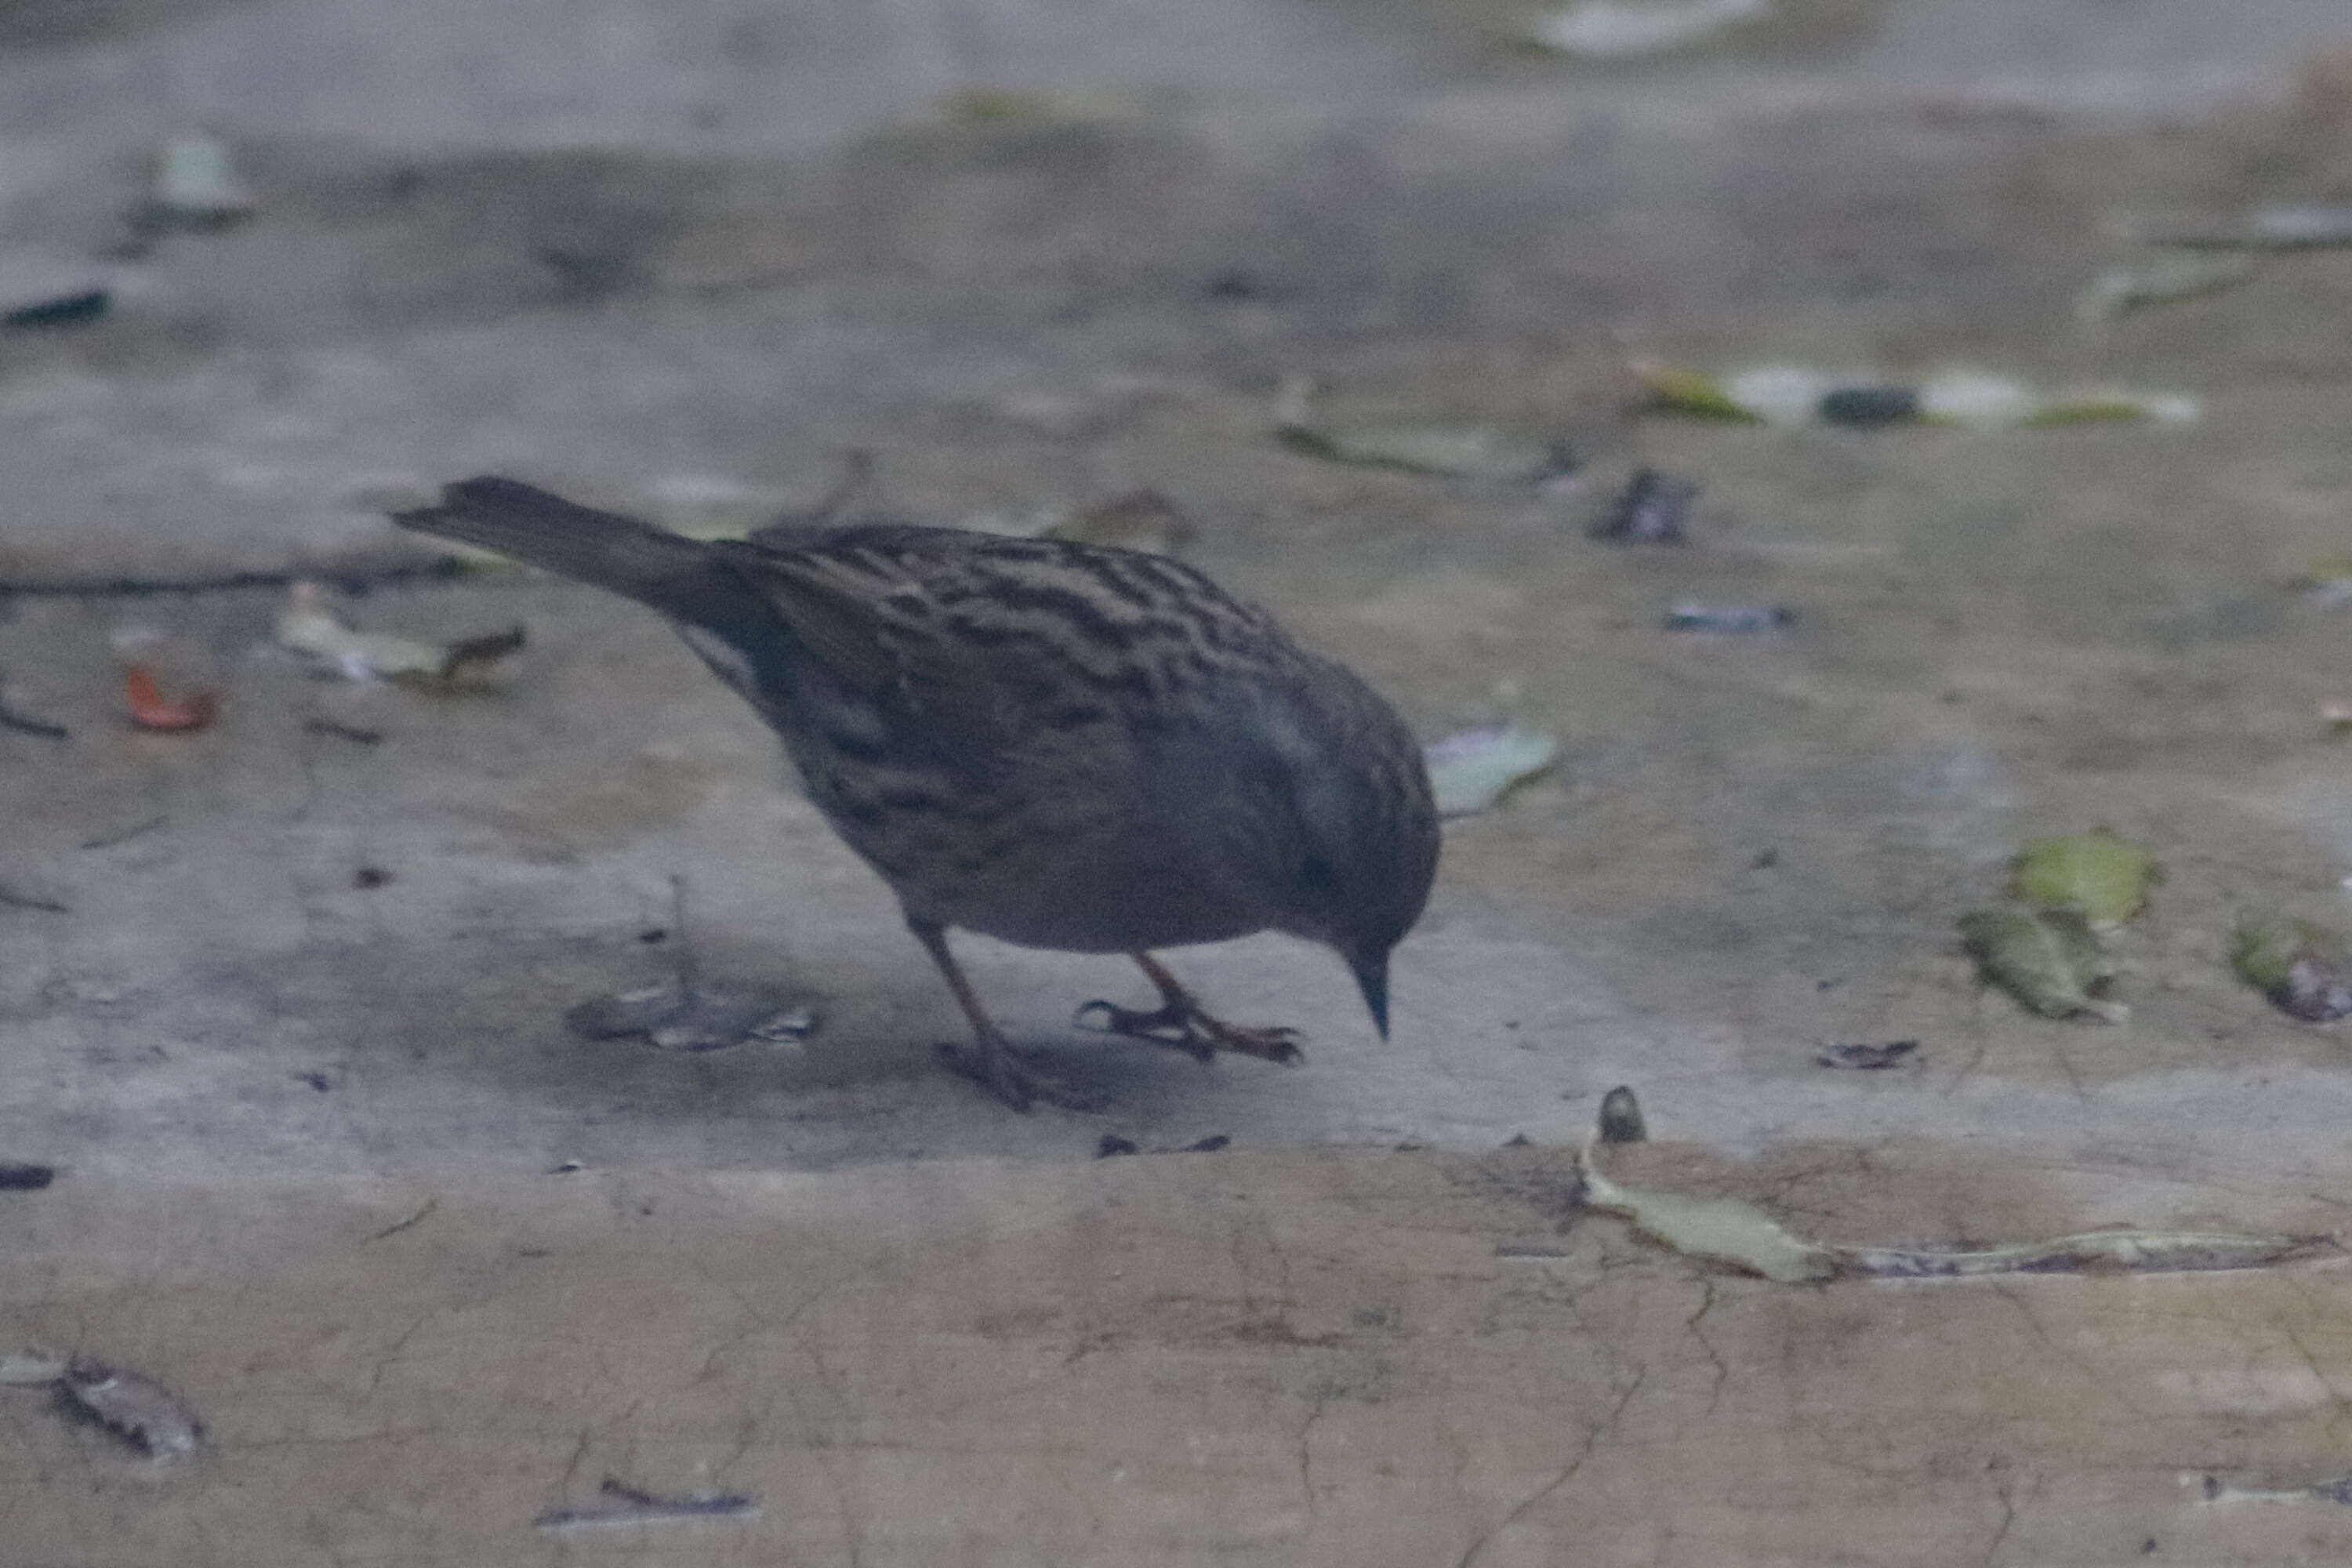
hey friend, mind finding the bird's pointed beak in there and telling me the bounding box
[1349,950,1392,1040]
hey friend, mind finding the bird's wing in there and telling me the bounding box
[717,525,1302,754]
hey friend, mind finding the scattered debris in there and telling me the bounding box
[2077,250,2256,324]
[548,1160,585,1174]
[276,583,524,687]
[2,289,109,329]
[143,132,256,230]
[0,1163,56,1190]
[1527,0,1769,57]
[1424,724,1559,817]
[1663,602,1791,633]
[565,877,819,1051]
[2231,913,2352,1023]
[1595,1085,1647,1144]
[1815,1040,1918,1070]
[1590,468,1697,543]
[1958,907,2126,1023]
[1635,359,2199,429]
[1275,379,1575,484]
[535,1478,761,1533]
[0,677,68,739]
[122,666,217,731]
[1044,489,1196,555]
[2132,204,2352,250]
[2010,829,2158,930]
[303,716,384,745]
[59,1357,205,1458]
[1096,1135,1140,1159]
[566,979,818,1051]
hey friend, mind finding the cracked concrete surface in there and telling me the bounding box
[7,1146,2352,1564]
[10,0,2352,1561]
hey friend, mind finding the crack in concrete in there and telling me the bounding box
[1453,1365,1649,1568]
[1294,1390,1330,1526]
[1980,1479,2017,1566]
[361,1197,439,1244]
[1682,1279,1730,1420]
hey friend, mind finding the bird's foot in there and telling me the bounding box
[935,1040,1102,1113]
[1073,999,1305,1065]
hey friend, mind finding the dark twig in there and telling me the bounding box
[79,816,167,851]
[0,680,67,739]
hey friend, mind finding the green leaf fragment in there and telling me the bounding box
[2230,912,2352,1022]
[2009,829,2157,927]
[1958,907,2126,1022]
[1628,360,1766,422]
[1578,1160,1834,1283]
[2021,392,2201,426]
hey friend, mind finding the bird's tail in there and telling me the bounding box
[392,477,775,633]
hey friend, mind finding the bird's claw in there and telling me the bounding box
[1073,999,1304,1066]
[1074,998,1214,1062]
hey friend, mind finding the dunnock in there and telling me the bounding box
[394,478,1438,1109]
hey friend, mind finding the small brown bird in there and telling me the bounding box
[394,478,1439,1110]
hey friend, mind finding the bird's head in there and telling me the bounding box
[1277,677,1441,1039]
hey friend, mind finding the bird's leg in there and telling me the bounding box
[1075,953,1305,1065]
[908,918,1091,1112]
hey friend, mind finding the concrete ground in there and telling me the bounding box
[8,0,2352,1562]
